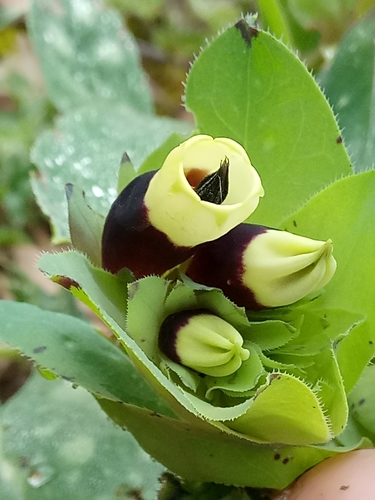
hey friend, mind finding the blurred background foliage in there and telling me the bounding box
[0,0,374,497]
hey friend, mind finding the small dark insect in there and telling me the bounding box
[195,156,229,204]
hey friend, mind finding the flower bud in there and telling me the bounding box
[102,135,263,277]
[158,309,250,377]
[186,224,337,309]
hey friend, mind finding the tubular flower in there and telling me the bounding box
[186,224,337,309]
[158,309,250,377]
[101,135,263,277]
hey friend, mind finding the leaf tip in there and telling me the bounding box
[235,19,259,47]
[65,183,73,201]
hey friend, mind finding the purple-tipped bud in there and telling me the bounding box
[159,309,249,377]
[186,224,337,310]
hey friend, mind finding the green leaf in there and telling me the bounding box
[66,184,104,266]
[302,348,348,437]
[320,12,375,171]
[281,170,375,392]
[28,0,152,114]
[0,300,172,416]
[185,19,353,227]
[98,397,370,489]
[275,307,365,356]
[0,373,165,500]
[227,373,330,445]
[256,0,293,44]
[116,152,137,193]
[244,319,298,351]
[349,364,375,441]
[127,277,172,362]
[31,103,191,242]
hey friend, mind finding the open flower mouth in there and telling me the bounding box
[144,135,264,247]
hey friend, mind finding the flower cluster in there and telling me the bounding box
[102,135,337,383]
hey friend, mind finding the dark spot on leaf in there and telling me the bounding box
[62,375,74,382]
[28,469,44,484]
[235,19,259,47]
[340,485,350,491]
[209,453,214,457]
[283,457,290,465]
[65,183,73,200]
[351,402,355,409]
[293,220,297,227]
[127,281,139,300]
[19,456,30,468]
[150,412,161,418]
[369,340,373,345]
[274,453,281,460]
[336,136,343,144]
[33,346,47,354]
[115,484,144,499]
[359,398,365,405]
[121,152,131,165]
[56,276,81,291]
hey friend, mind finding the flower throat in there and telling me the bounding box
[195,156,230,205]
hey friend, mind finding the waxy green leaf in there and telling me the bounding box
[185,18,353,227]
[321,12,375,171]
[98,397,370,489]
[282,170,375,393]
[228,372,330,445]
[0,373,165,500]
[28,0,153,114]
[66,184,104,266]
[0,300,171,416]
[349,364,375,442]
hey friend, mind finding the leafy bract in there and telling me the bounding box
[66,184,104,266]
[321,12,375,171]
[0,373,165,500]
[349,364,375,442]
[227,372,330,445]
[28,0,152,114]
[282,170,375,392]
[185,18,353,227]
[31,103,191,242]
[40,252,352,444]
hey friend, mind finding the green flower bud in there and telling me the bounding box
[186,224,337,309]
[158,309,249,377]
